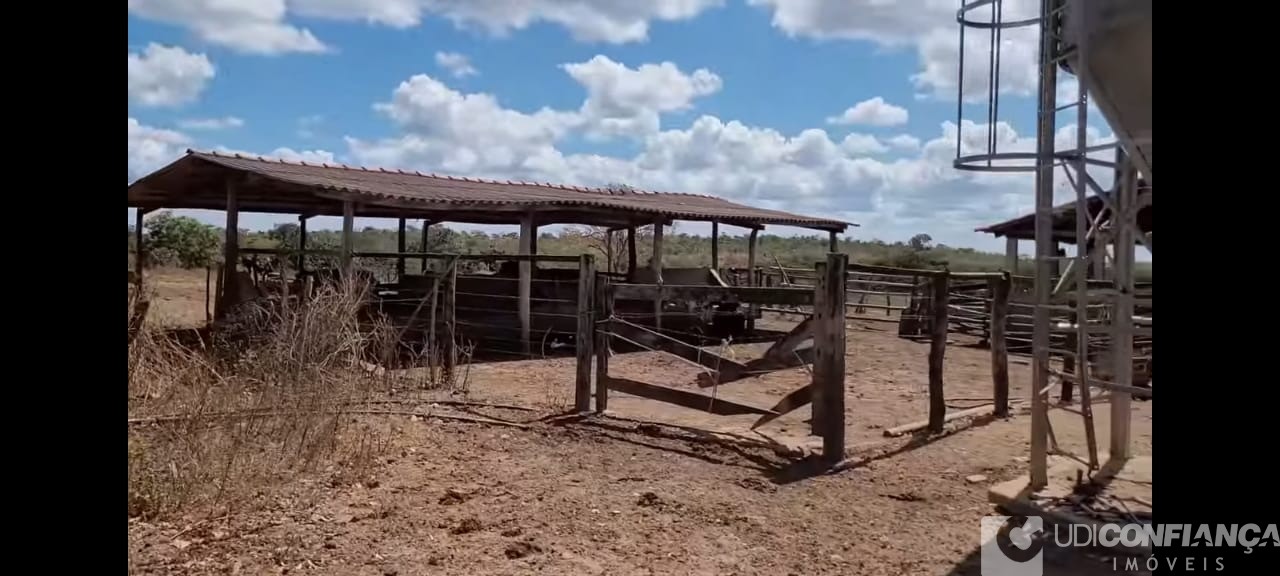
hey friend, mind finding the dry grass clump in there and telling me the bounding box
[127,279,394,520]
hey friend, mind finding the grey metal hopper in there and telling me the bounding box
[1060,0,1151,181]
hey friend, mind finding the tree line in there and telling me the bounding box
[129,212,1151,280]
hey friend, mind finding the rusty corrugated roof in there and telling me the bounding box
[129,150,852,231]
[976,189,1151,243]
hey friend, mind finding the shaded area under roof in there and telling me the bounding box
[128,150,853,232]
[976,191,1151,244]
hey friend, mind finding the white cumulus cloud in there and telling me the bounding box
[827,97,909,127]
[179,116,246,131]
[128,44,216,107]
[129,0,724,54]
[128,118,190,182]
[435,51,478,77]
[563,55,722,139]
[128,0,327,55]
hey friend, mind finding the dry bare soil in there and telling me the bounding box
[129,269,1153,575]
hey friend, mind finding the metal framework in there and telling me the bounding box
[955,0,1151,489]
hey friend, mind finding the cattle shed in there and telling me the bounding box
[976,188,1152,273]
[128,150,853,359]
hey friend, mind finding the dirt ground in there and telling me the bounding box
[129,270,1154,575]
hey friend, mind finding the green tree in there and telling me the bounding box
[145,212,221,268]
[908,233,933,252]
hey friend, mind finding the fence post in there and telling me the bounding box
[990,273,1011,418]
[575,254,596,412]
[928,273,950,433]
[811,261,828,437]
[594,275,613,412]
[813,253,848,461]
[443,256,458,382]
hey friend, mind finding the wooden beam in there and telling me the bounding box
[221,178,240,316]
[884,404,997,437]
[847,262,947,278]
[751,383,812,429]
[340,200,355,277]
[575,254,596,412]
[651,219,664,330]
[828,230,838,253]
[605,229,616,274]
[701,347,814,387]
[626,226,638,279]
[810,266,827,434]
[606,376,776,417]
[420,220,431,273]
[711,221,719,270]
[133,209,146,286]
[595,275,613,413]
[610,284,814,307]
[813,253,848,460]
[928,274,950,433]
[1005,237,1018,273]
[443,258,457,381]
[609,317,748,380]
[519,213,535,354]
[989,274,1011,418]
[747,228,759,331]
[396,218,407,280]
[297,215,308,274]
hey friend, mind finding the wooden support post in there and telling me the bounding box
[606,229,615,274]
[220,179,240,316]
[340,200,355,277]
[396,217,407,280]
[989,274,1011,418]
[133,208,147,287]
[651,219,664,330]
[443,257,458,381]
[828,230,838,253]
[205,266,212,323]
[812,253,848,461]
[297,215,308,274]
[420,220,431,273]
[519,214,535,354]
[595,275,613,412]
[928,273,950,433]
[626,226,637,280]
[811,261,828,437]
[1088,238,1105,278]
[746,228,759,332]
[1005,237,1018,274]
[1061,331,1076,403]
[575,254,596,412]
[710,221,719,271]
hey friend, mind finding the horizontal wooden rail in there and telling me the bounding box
[612,284,815,306]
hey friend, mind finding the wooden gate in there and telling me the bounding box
[592,254,850,460]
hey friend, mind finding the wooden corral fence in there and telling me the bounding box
[735,261,1017,436]
[595,253,851,460]
[897,273,1153,401]
[731,263,919,324]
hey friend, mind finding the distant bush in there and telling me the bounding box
[144,212,221,268]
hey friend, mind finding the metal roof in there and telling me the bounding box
[976,189,1151,244]
[128,150,853,232]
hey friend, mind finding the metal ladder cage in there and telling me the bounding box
[952,0,1149,488]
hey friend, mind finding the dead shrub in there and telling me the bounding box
[127,278,395,520]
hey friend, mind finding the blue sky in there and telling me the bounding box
[128,0,1120,254]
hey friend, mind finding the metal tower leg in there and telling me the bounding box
[1029,0,1060,490]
